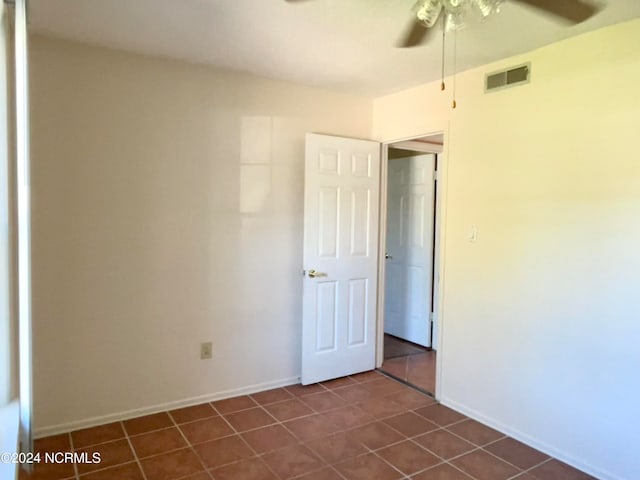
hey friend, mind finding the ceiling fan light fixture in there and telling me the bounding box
[413,0,506,36]
[445,10,467,30]
[443,0,465,9]
[415,0,443,27]
[471,0,504,17]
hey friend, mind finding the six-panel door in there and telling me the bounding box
[302,133,380,385]
[384,154,435,347]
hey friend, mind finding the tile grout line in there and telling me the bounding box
[413,459,483,480]
[304,433,384,480]
[294,377,425,421]
[434,418,497,444]
[49,384,450,479]
[519,456,554,476]
[288,464,348,480]
[376,368,435,397]
[399,400,553,478]
[68,433,129,450]
[211,388,349,423]
[371,447,427,480]
[407,430,508,480]
[170,409,216,479]
[415,436,542,480]
[436,421,554,477]
[268,389,438,447]
[252,398,324,480]
[478,443,543,477]
[68,432,80,480]
[229,388,352,480]
[36,377,578,480]
[70,422,143,479]
[367,427,454,478]
[208,396,261,414]
[314,405,450,480]
[217,402,287,480]
[122,420,150,480]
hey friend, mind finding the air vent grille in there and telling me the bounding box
[485,63,530,92]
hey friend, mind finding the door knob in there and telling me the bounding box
[385,253,393,260]
[308,269,328,278]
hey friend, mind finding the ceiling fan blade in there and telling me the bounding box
[512,0,600,23]
[397,19,434,48]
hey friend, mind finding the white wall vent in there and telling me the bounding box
[485,63,531,93]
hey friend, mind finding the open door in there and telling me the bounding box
[301,133,380,385]
[384,153,436,347]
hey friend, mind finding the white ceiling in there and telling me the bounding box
[29,0,640,96]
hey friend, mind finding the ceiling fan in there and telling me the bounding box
[285,0,601,48]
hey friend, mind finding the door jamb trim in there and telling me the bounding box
[376,132,446,401]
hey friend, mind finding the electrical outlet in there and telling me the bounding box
[200,342,213,359]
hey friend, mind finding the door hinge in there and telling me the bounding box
[429,313,435,342]
[433,170,438,181]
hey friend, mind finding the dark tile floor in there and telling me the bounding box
[21,371,597,480]
[381,335,436,394]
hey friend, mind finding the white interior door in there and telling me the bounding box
[384,154,435,347]
[302,133,380,385]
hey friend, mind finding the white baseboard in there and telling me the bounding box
[440,396,618,480]
[34,376,300,439]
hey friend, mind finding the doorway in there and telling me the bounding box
[301,132,443,390]
[378,134,443,395]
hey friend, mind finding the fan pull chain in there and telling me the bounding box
[440,14,446,91]
[452,28,457,109]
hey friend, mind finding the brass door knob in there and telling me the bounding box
[308,269,328,278]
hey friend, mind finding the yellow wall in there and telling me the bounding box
[374,19,640,480]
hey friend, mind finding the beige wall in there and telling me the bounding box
[29,36,372,434]
[29,18,640,480]
[0,1,18,406]
[0,0,10,406]
[374,19,640,480]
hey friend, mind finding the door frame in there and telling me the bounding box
[375,131,447,400]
